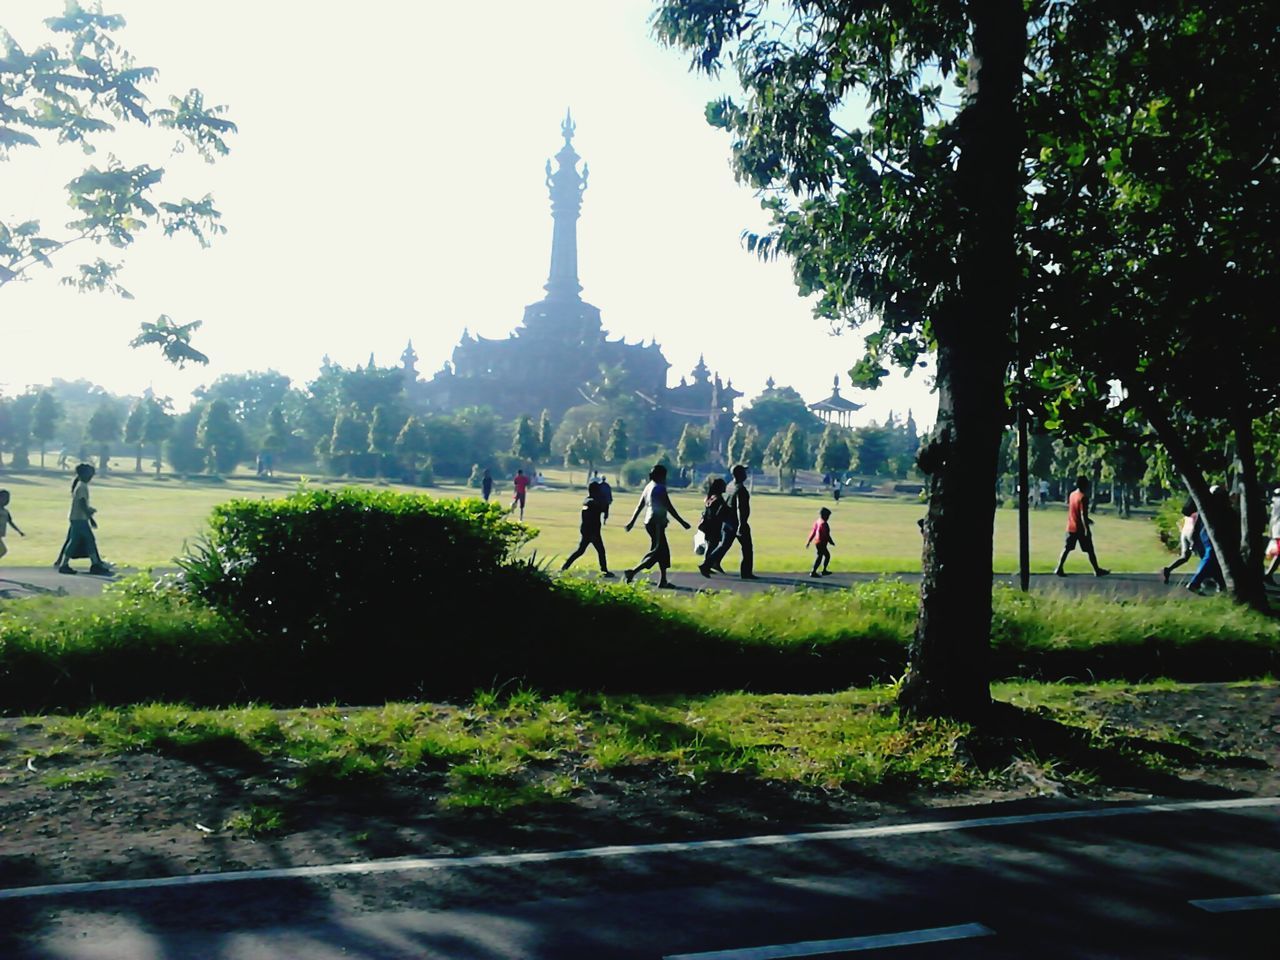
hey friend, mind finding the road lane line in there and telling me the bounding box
[662,922,995,959]
[0,796,1275,902]
[1189,893,1280,913]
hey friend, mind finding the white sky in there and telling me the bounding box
[1,0,936,426]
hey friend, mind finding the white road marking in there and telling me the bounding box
[663,922,994,959]
[1189,893,1280,913]
[0,796,1274,902]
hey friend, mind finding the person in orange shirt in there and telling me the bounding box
[510,468,531,520]
[806,506,835,577]
[1053,475,1110,577]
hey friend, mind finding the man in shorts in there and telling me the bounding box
[1053,475,1110,577]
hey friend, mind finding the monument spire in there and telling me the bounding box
[543,108,588,301]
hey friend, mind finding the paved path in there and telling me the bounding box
[2,798,1276,958]
[0,567,1252,601]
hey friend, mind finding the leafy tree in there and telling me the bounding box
[737,385,821,441]
[195,370,291,447]
[329,408,367,477]
[675,423,707,480]
[1,4,235,359]
[367,404,402,478]
[575,427,604,478]
[853,425,893,477]
[816,424,851,476]
[263,405,289,454]
[511,414,540,464]
[780,423,810,490]
[605,418,629,467]
[656,0,1030,719]
[726,422,749,466]
[30,389,62,468]
[85,399,122,471]
[396,416,430,478]
[763,430,786,491]
[129,315,209,369]
[538,409,555,460]
[196,399,244,475]
[742,426,765,475]
[165,405,205,475]
[123,398,148,472]
[141,396,174,474]
[1025,1,1279,608]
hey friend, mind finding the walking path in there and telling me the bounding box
[0,566,1248,601]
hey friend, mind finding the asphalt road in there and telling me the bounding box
[2,798,1276,958]
[0,566,1232,601]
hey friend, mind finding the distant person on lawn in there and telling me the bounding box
[1264,487,1280,585]
[55,463,112,576]
[481,468,493,502]
[510,468,531,520]
[807,506,835,577]
[560,481,614,577]
[623,464,691,589]
[0,489,26,563]
[1053,476,1110,578]
[702,463,758,579]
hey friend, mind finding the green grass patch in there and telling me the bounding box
[35,681,1268,813]
[41,768,114,790]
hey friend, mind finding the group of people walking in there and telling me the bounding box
[0,463,113,577]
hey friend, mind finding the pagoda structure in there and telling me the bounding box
[808,375,865,427]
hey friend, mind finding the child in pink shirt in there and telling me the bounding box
[807,507,835,577]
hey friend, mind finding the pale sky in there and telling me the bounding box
[1,0,936,426]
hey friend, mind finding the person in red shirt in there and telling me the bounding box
[806,506,836,577]
[510,469,532,521]
[1053,475,1110,577]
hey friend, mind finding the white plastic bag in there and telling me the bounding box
[693,530,708,556]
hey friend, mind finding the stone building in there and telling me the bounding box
[408,113,738,450]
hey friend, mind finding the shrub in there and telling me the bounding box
[1154,496,1189,552]
[178,488,532,687]
[417,461,435,487]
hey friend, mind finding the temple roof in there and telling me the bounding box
[808,374,864,413]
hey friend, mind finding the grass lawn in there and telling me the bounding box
[0,466,1172,572]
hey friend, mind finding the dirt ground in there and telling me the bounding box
[1,683,1276,891]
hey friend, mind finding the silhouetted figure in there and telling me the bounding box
[1265,487,1280,584]
[623,464,690,588]
[561,481,614,577]
[55,463,112,576]
[511,468,531,520]
[807,506,835,577]
[598,475,613,523]
[481,469,493,502]
[1053,475,1110,577]
[0,489,26,562]
[696,477,730,577]
[704,464,757,579]
[1162,496,1201,584]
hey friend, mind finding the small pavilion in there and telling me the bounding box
[808,375,864,427]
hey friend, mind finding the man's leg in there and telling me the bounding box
[561,537,589,571]
[591,531,608,572]
[739,525,755,578]
[1083,537,1109,576]
[704,523,737,573]
[1054,533,1073,576]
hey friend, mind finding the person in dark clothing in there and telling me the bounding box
[598,475,613,523]
[703,463,757,579]
[481,469,493,502]
[623,464,691,588]
[1188,485,1230,594]
[55,463,111,576]
[696,477,730,577]
[561,481,614,577]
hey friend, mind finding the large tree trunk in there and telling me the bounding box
[1232,408,1268,604]
[1140,397,1267,611]
[898,0,1026,722]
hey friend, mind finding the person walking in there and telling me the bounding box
[55,463,112,576]
[597,474,613,524]
[696,477,731,576]
[481,468,493,502]
[1162,496,1201,584]
[1053,475,1110,577]
[703,463,758,579]
[561,481,614,577]
[623,464,690,588]
[1188,485,1231,594]
[1264,487,1280,585]
[807,506,835,577]
[510,468,531,520]
[0,489,26,564]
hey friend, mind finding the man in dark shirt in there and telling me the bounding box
[705,463,758,579]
